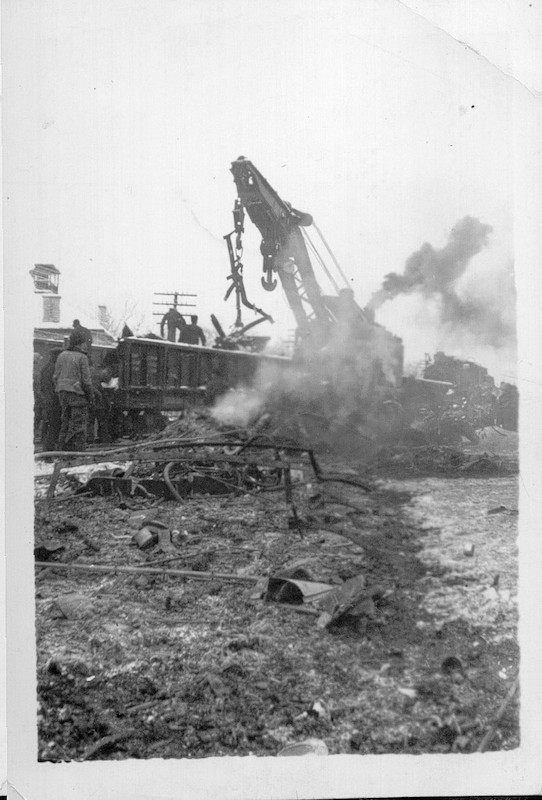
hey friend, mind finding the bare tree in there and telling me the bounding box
[99,299,147,338]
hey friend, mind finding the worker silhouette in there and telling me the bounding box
[178,315,206,346]
[160,307,185,342]
[72,319,93,354]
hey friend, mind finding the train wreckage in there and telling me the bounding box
[32,158,520,762]
[34,157,518,450]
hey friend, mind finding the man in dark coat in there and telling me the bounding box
[160,308,185,342]
[88,364,114,444]
[40,348,63,451]
[178,315,206,345]
[72,319,93,355]
[54,331,94,451]
[33,352,44,439]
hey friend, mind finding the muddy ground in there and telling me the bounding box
[34,426,519,761]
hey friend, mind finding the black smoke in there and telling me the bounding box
[367,216,516,347]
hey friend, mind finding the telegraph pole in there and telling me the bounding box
[152,291,198,329]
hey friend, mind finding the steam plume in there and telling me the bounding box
[212,287,404,457]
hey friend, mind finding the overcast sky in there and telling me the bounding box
[4,0,540,378]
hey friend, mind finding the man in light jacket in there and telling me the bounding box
[53,330,94,451]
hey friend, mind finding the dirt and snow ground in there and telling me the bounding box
[34,427,519,761]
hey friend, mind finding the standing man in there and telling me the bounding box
[179,315,206,345]
[88,364,114,444]
[33,353,44,440]
[54,330,94,451]
[72,319,93,355]
[40,348,63,452]
[160,307,185,342]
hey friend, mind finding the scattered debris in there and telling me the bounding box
[128,512,151,528]
[440,656,464,676]
[35,560,259,584]
[133,528,158,550]
[45,462,63,502]
[52,593,90,620]
[397,687,417,699]
[477,676,520,753]
[269,603,319,618]
[171,529,189,547]
[265,576,334,606]
[309,699,331,721]
[34,416,519,760]
[287,506,308,537]
[315,574,369,629]
[197,672,229,698]
[440,656,465,683]
[155,527,176,554]
[487,505,518,515]
[277,739,329,756]
[459,456,499,474]
[375,445,517,476]
[82,729,136,761]
[54,520,79,533]
[140,517,169,530]
[275,558,317,581]
[34,542,65,560]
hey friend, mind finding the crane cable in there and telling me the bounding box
[301,228,341,294]
[311,221,351,289]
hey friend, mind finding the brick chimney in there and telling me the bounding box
[97,304,109,329]
[42,295,61,323]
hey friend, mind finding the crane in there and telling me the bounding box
[219,157,406,448]
[224,156,376,350]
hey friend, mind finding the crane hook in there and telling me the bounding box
[261,268,277,291]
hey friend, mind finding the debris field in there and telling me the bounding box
[34,418,519,761]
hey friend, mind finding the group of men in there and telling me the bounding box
[36,311,208,452]
[37,319,111,452]
[160,309,206,346]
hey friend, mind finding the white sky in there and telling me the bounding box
[3,0,540,374]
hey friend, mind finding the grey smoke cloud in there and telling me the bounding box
[367,216,516,347]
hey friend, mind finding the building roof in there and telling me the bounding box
[34,328,117,348]
[31,263,61,275]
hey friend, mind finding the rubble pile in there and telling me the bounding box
[34,425,520,760]
[154,409,227,442]
[374,441,518,477]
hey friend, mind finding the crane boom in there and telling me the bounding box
[221,157,406,448]
[225,158,403,393]
[230,156,337,334]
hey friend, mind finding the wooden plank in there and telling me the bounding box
[34,561,259,583]
[46,462,62,502]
